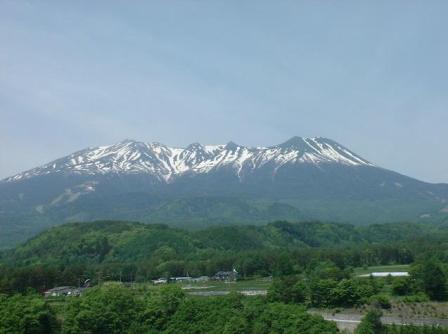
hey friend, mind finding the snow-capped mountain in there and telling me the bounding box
[1,136,447,248]
[5,137,372,183]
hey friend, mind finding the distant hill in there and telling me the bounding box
[2,220,435,266]
[1,136,447,246]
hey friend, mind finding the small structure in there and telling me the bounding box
[152,278,168,285]
[213,269,238,282]
[44,286,83,297]
[172,276,193,282]
[358,272,409,278]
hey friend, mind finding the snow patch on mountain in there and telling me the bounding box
[4,137,373,183]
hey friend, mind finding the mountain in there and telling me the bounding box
[1,136,447,247]
[4,137,371,182]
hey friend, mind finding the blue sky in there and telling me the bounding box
[1,1,447,182]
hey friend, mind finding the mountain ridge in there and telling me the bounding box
[0,136,447,248]
[3,137,372,183]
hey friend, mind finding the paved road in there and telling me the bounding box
[184,291,448,332]
[314,312,448,333]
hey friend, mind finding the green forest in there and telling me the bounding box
[1,220,448,333]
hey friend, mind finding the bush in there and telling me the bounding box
[402,293,430,303]
[392,277,413,296]
[369,295,391,310]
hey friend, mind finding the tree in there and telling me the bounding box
[308,279,338,307]
[392,277,413,296]
[268,275,307,304]
[355,310,383,334]
[0,294,58,334]
[332,279,361,307]
[252,302,338,334]
[412,260,447,301]
[62,284,144,334]
[142,285,185,331]
[223,316,249,334]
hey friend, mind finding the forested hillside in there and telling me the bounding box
[2,220,437,266]
[2,220,448,333]
[0,220,446,292]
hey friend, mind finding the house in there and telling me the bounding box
[44,286,84,297]
[213,269,238,282]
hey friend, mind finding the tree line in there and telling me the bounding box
[0,284,339,334]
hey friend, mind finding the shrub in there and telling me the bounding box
[369,295,391,310]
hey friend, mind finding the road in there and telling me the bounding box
[314,312,448,333]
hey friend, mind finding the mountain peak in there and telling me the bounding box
[120,139,138,144]
[278,136,306,147]
[186,142,204,151]
[225,141,240,150]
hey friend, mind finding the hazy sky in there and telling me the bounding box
[1,1,447,183]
